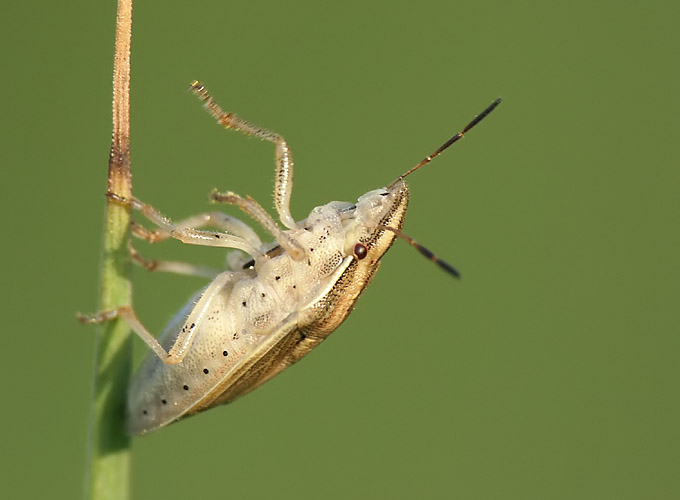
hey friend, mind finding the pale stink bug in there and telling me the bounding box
[82,82,501,435]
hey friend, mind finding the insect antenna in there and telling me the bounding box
[378,225,461,278]
[387,97,502,189]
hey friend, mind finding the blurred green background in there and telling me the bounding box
[1,1,678,498]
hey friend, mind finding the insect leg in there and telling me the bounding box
[78,306,177,362]
[129,243,221,279]
[78,272,235,364]
[109,193,264,259]
[210,190,305,261]
[189,81,297,230]
[131,211,262,248]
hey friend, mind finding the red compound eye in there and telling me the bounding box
[354,243,368,260]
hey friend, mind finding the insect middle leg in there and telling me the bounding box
[128,242,221,279]
[132,211,262,248]
[109,192,264,261]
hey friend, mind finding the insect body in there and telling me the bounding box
[87,82,500,435]
[128,183,410,434]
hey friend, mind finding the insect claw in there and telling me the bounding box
[130,221,163,243]
[76,312,97,324]
[106,191,129,204]
[129,242,158,271]
[106,191,146,212]
[76,308,122,325]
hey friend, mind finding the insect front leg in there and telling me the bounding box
[189,81,297,230]
[209,190,305,261]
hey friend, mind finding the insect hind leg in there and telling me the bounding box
[78,306,180,363]
[78,271,237,364]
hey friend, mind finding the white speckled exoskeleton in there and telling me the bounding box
[82,82,501,435]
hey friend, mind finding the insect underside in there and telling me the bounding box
[97,82,500,435]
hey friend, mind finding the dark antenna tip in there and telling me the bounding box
[439,260,462,279]
[462,97,503,133]
[378,225,461,279]
[387,97,502,188]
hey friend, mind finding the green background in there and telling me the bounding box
[2,1,678,498]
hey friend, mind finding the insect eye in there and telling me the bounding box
[353,243,368,260]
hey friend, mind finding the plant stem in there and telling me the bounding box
[86,1,134,499]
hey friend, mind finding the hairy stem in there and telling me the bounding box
[86,1,134,499]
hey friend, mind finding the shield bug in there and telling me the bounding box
[81,82,501,435]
